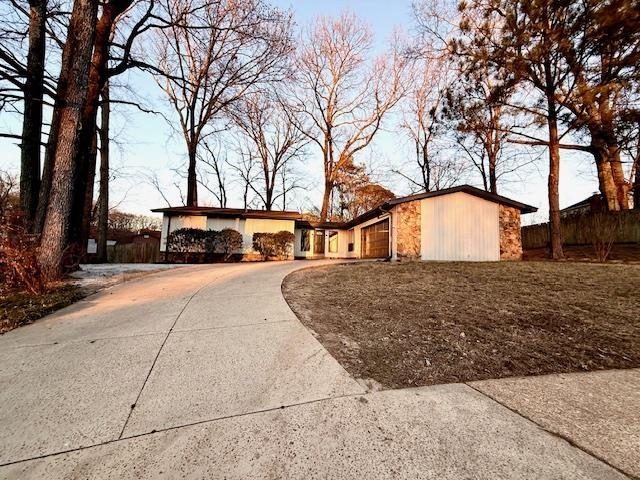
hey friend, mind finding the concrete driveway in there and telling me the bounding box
[0,261,631,479]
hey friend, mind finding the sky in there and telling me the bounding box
[0,0,600,225]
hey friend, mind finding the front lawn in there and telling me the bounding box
[282,262,640,388]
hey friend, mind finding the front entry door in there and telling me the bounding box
[361,219,389,258]
[314,230,325,255]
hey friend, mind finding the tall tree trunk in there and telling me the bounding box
[608,144,629,209]
[633,141,640,210]
[488,150,498,194]
[320,179,333,221]
[186,144,198,206]
[37,0,99,280]
[69,0,131,254]
[546,85,564,260]
[96,83,110,262]
[78,131,98,259]
[20,0,47,227]
[591,131,620,211]
[35,111,59,233]
[423,143,431,192]
[265,183,273,210]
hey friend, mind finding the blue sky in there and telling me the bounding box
[0,0,600,223]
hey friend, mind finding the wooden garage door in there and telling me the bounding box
[361,219,389,258]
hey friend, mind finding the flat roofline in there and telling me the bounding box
[151,205,301,220]
[153,185,536,228]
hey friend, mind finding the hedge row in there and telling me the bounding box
[166,228,296,262]
[167,228,242,260]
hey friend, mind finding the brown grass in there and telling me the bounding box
[524,243,640,262]
[0,284,85,334]
[282,261,640,388]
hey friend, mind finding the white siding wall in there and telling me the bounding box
[421,192,500,261]
[324,229,350,258]
[243,218,295,254]
[160,214,207,251]
[206,217,242,232]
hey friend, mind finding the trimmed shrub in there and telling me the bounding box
[252,231,295,260]
[252,232,276,259]
[215,228,243,260]
[167,228,210,253]
[167,227,243,262]
[273,230,295,257]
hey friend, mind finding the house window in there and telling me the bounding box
[347,229,354,252]
[301,230,311,252]
[328,231,338,253]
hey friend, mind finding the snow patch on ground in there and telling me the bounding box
[71,264,187,289]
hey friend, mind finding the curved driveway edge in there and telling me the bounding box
[0,261,630,479]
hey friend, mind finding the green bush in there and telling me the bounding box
[216,228,243,259]
[252,232,276,259]
[252,231,295,259]
[273,230,295,257]
[167,228,242,260]
[167,228,210,253]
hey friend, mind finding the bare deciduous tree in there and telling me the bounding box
[19,0,47,224]
[198,139,228,208]
[37,0,99,279]
[96,82,110,262]
[293,12,408,221]
[335,163,394,221]
[153,0,292,206]
[0,0,64,225]
[230,93,306,210]
[396,54,466,192]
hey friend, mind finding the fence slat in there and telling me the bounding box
[522,210,640,249]
[107,243,160,263]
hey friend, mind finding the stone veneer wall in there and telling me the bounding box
[395,200,421,259]
[499,205,522,260]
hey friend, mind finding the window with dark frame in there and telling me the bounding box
[301,230,311,252]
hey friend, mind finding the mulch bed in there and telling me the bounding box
[282,261,640,388]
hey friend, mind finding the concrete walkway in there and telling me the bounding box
[0,261,634,479]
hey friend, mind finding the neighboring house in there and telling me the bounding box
[153,185,537,262]
[560,193,606,218]
[561,192,635,217]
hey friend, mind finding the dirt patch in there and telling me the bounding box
[1,284,85,334]
[282,261,640,388]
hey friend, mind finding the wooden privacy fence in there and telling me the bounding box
[107,243,160,263]
[522,210,640,249]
